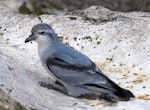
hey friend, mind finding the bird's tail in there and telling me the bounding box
[84,74,135,101]
[112,87,135,101]
[105,78,134,101]
[97,71,135,101]
[85,83,134,101]
[105,77,135,101]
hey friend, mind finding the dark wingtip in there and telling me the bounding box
[114,89,135,101]
[25,38,29,43]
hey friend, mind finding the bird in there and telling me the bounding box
[25,23,134,101]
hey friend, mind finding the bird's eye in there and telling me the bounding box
[39,32,45,34]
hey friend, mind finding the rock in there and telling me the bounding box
[27,0,150,13]
[0,5,150,110]
[0,88,27,110]
[1,0,150,15]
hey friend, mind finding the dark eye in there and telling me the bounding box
[39,32,45,34]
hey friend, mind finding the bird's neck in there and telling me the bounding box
[37,38,61,60]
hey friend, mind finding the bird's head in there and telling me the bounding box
[25,23,57,44]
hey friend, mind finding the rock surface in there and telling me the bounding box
[0,5,150,110]
[0,88,27,110]
[0,0,150,15]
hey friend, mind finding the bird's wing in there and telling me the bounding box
[46,56,108,85]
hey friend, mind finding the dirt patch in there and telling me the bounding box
[0,88,27,110]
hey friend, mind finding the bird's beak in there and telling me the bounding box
[25,34,36,43]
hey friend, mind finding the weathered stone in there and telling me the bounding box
[1,0,150,15]
[0,5,150,110]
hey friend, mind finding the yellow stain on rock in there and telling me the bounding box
[95,62,150,101]
[138,94,150,100]
[95,62,130,74]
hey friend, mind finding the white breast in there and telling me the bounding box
[38,44,58,80]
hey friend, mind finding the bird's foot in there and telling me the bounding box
[38,81,56,89]
[38,81,68,94]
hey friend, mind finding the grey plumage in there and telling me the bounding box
[25,23,134,101]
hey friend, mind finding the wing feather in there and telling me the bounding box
[46,56,121,91]
[46,57,98,85]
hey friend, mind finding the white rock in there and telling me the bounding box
[0,5,150,110]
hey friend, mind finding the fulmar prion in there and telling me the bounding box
[25,23,134,101]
